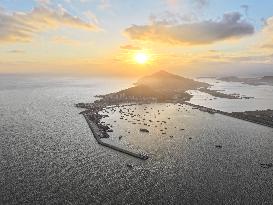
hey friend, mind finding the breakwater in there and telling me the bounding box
[82,112,149,160]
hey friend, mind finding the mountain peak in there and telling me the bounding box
[150,70,179,78]
[156,70,170,74]
[136,70,208,91]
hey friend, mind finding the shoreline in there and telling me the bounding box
[184,102,273,128]
[80,107,149,160]
[76,99,272,160]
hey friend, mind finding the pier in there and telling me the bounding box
[82,113,149,160]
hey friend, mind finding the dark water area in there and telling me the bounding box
[0,75,273,204]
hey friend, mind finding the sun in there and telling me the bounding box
[134,52,149,64]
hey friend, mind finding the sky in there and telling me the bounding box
[0,0,273,77]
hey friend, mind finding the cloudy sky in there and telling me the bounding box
[0,0,273,76]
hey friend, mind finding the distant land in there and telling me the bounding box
[218,76,273,86]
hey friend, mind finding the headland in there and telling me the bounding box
[77,70,273,158]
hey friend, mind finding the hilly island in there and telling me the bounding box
[95,70,209,103]
[76,71,273,159]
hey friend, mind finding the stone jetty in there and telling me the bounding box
[81,111,148,160]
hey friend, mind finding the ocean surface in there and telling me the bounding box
[0,74,273,204]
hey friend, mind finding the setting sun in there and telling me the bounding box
[134,52,149,64]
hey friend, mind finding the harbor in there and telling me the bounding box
[81,110,149,160]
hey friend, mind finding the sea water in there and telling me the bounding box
[0,74,273,204]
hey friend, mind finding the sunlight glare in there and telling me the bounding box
[134,52,149,64]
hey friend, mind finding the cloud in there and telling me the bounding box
[258,17,273,49]
[36,0,51,6]
[166,0,209,10]
[8,49,25,53]
[262,44,273,49]
[124,12,254,45]
[0,6,98,43]
[241,5,249,16]
[229,54,273,64]
[83,10,99,24]
[120,44,141,50]
[193,0,209,9]
[149,11,197,25]
[51,36,81,45]
[166,0,178,7]
[99,0,111,10]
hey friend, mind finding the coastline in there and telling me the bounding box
[184,102,273,128]
[77,97,273,160]
[78,104,149,160]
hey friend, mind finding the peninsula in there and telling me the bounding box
[77,70,210,158]
[219,76,273,86]
[96,70,209,103]
[77,70,273,159]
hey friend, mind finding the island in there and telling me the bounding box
[198,87,241,99]
[219,76,273,86]
[96,70,209,104]
[76,70,273,159]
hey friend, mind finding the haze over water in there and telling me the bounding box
[1,75,273,204]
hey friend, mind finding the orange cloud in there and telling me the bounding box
[258,17,273,49]
[120,44,141,50]
[125,12,254,45]
[0,6,98,43]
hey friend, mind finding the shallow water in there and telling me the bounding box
[188,78,273,112]
[1,75,273,204]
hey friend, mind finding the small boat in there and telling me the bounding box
[140,128,149,133]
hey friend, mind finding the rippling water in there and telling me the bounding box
[1,75,273,204]
[188,78,273,112]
